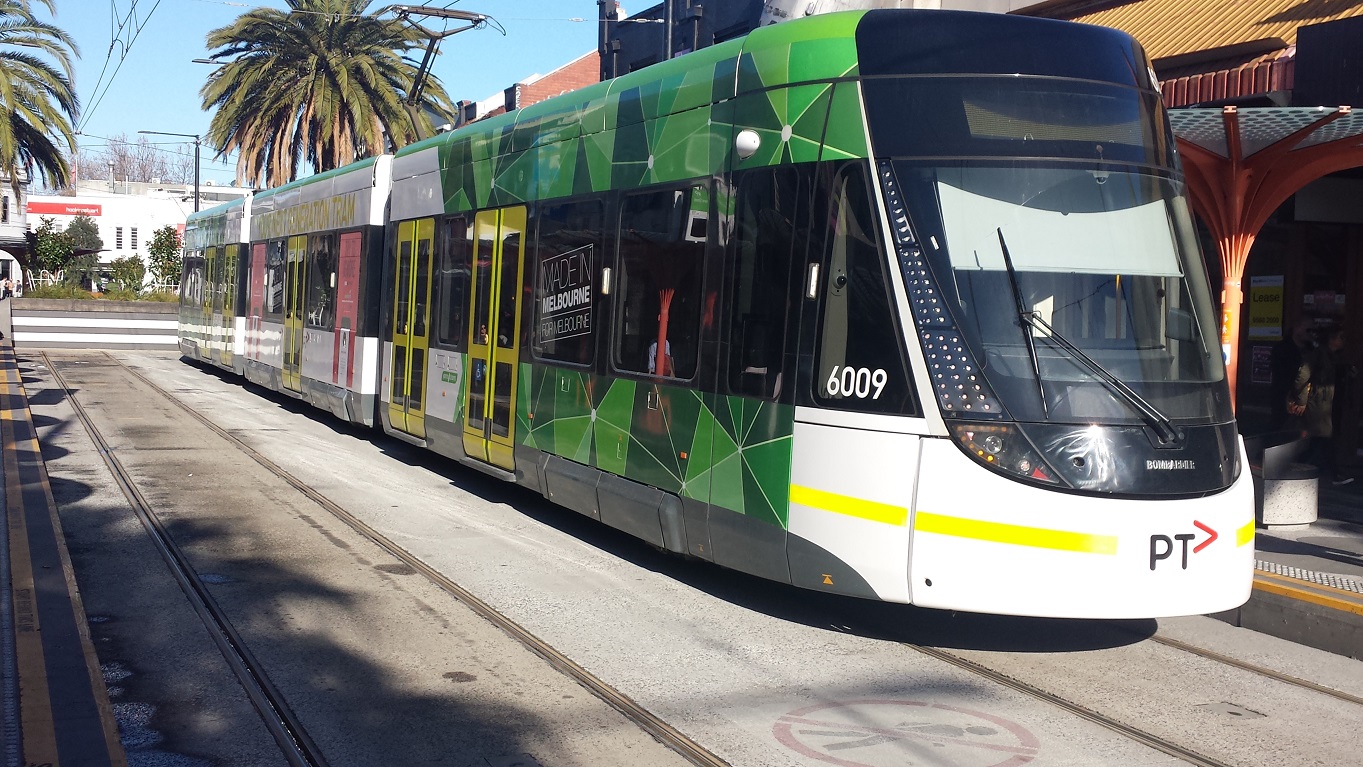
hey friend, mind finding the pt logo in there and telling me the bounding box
[1149,521,1218,570]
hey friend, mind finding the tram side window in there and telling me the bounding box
[811,166,917,416]
[613,185,707,379]
[180,253,204,308]
[534,200,602,366]
[435,216,471,350]
[305,233,337,329]
[204,246,221,308]
[263,239,286,322]
[725,168,806,399]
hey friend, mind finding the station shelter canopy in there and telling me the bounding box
[1168,105,1363,405]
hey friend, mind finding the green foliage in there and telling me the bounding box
[65,253,97,288]
[201,0,454,187]
[148,225,182,286]
[137,290,179,303]
[31,215,73,274]
[0,0,80,195]
[22,284,94,299]
[66,215,103,253]
[99,287,142,302]
[108,256,146,293]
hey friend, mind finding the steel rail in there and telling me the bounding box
[108,352,1363,767]
[41,353,328,767]
[908,625,1363,765]
[909,644,1237,767]
[112,353,731,767]
[1147,634,1363,708]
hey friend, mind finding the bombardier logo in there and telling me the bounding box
[1147,459,1196,471]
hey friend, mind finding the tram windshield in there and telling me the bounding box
[862,64,1230,425]
[894,161,1226,424]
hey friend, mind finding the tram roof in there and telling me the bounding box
[252,155,379,202]
[394,10,867,162]
[185,195,245,224]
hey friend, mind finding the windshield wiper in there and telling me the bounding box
[996,229,1183,445]
[994,230,1049,419]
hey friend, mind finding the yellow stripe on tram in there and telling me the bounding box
[789,484,908,526]
[915,512,1119,555]
[1237,520,1256,547]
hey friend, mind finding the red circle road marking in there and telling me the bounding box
[772,699,1041,767]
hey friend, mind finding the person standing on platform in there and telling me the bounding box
[1288,325,1353,486]
[1271,318,1314,430]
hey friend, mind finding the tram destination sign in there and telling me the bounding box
[537,244,593,344]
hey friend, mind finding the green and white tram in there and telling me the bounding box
[182,9,1254,618]
[241,157,391,425]
[180,196,249,371]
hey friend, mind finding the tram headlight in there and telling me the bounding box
[949,423,1061,485]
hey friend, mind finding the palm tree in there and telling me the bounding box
[201,0,455,188]
[0,0,79,196]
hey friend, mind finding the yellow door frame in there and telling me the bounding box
[282,234,306,391]
[222,244,238,368]
[462,206,526,470]
[388,219,435,438]
[201,245,217,361]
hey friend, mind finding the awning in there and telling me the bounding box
[1169,105,1363,406]
[1055,0,1363,63]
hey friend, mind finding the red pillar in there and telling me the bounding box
[1175,106,1363,412]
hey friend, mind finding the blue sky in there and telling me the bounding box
[56,1,604,185]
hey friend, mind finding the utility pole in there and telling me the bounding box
[139,131,200,212]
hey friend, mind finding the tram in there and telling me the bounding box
[180,196,249,372]
[179,9,1255,618]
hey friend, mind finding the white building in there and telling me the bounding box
[0,170,30,289]
[25,191,190,286]
[27,176,252,272]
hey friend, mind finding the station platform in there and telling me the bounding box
[1221,478,1363,660]
[0,341,126,766]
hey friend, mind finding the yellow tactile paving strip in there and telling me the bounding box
[1253,568,1363,618]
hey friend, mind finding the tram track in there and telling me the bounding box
[1146,633,1363,709]
[96,352,732,767]
[47,350,1363,767]
[41,352,329,767]
[909,644,1236,767]
[904,621,1363,767]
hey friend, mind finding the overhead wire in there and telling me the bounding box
[80,0,167,132]
[77,131,240,184]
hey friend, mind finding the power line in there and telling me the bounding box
[80,0,166,131]
[76,132,240,180]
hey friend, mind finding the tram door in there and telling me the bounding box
[389,218,434,438]
[222,244,238,368]
[282,235,307,392]
[202,245,218,361]
[462,207,526,470]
